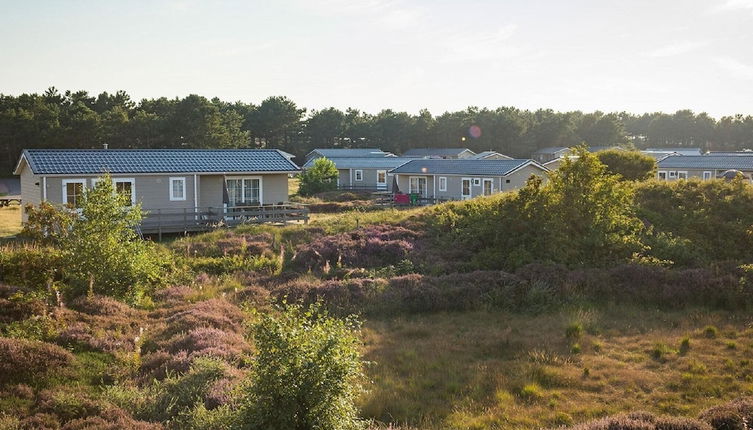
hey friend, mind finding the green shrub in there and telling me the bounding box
[61,175,171,302]
[703,326,719,339]
[651,343,673,362]
[0,245,64,290]
[299,157,338,196]
[518,383,543,402]
[565,323,584,340]
[679,337,691,355]
[240,303,364,430]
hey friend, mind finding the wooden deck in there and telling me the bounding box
[139,204,309,239]
[0,196,21,207]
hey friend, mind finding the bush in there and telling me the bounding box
[292,224,419,271]
[299,157,338,196]
[186,255,280,276]
[563,412,712,430]
[239,303,364,430]
[20,202,77,245]
[61,175,169,302]
[699,398,753,430]
[0,245,64,290]
[596,149,656,181]
[0,337,74,385]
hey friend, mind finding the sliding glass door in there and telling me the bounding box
[226,177,261,206]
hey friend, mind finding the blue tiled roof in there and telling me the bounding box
[647,147,702,156]
[303,157,413,169]
[402,148,474,157]
[658,155,753,170]
[390,159,544,176]
[18,149,300,175]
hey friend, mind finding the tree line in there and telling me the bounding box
[2,87,753,175]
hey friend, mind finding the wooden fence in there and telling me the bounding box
[139,204,309,239]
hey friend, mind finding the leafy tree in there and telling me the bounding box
[299,157,338,196]
[21,201,77,245]
[597,149,656,181]
[62,174,165,301]
[241,303,364,430]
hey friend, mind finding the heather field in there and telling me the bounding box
[4,155,753,429]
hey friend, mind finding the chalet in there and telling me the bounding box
[402,148,476,159]
[13,149,302,231]
[390,159,548,200]
[302,157,412,191]
[656,155,753,181]
[470,151,513,160]
[532,147,571,163]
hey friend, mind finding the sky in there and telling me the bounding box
[1,0,753,118]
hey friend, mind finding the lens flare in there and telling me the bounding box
[469,125,482,139]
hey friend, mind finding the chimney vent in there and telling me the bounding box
[102,143,109,150]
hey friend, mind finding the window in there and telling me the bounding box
[439,177,447,192]
[354,170,363,181]
[62,179,86,208]
[482,179,494,196]
[226,177,262,206]
[376,170,387,188]
[658,171,667,180]
[461,178,472,199]
[472,178,481,186]
[114,178,136,206]
[668,171,677,179]
[170,177,186,201]
[677,171,688,180]
[703,171,712,180]
[408,176,427,196]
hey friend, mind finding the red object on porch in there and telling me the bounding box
[394,193,410,204]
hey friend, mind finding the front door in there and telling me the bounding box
[409,176,427,197]
[461,178,472,200]
[482,178,494,196]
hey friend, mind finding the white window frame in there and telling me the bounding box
[668,171,677,179]
[408,176,427,197]
[439,176,447,192]
[376,170,387,188]
[657,171,667,180]
[225,176,263,206]
[113,178,136,206]
[677,171,688,180]
[472,178,481,186]
[482,178,494,196]
[62,179,87,207]
[461,177,472,200]
[703,171,712,180]
[169,177,187,201]
[354,169,364,182]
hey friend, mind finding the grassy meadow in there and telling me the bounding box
[360,307,753,429]
[0,205,22,238]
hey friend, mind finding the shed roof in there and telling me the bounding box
[533,146,571,154]
[657,155,753,170]
[303,157,413,169]
[390,159,545,176]
[646,147,702,156]
[471,151,512,160]
[15,149,300,175]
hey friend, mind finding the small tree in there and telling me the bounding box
[597,149,656,181]
[21,201,77,245]
[299,157,339,196]
[241,303,364,430]
[62,174,164,301]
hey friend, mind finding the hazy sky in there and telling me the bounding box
[2,0,753,117]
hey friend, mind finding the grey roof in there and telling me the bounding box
[646,147,702,156]
[16,149,300,175]
[307,148,389,159]
[390,159,544,176]
[706,151,753,156]
[303,157,413,170]
[658,155,753,170]
[472,151,512,159]
[533,146,570,154]
[402,148,475,157]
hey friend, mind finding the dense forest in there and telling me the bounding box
[2,87,753,175]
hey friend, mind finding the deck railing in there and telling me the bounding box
[139,204,309,239]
